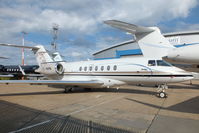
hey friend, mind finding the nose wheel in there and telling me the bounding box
[157,84,168,98]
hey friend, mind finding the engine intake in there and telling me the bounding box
[55,63,64,74]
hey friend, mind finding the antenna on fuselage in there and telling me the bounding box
[51,23,59,51]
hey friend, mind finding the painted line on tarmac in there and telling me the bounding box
[10,119,54,133]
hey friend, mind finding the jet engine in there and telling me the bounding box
[55,63,64,74]
[39,63,65,75]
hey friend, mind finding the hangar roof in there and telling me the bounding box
[163,30,199,37]
[93,40,136,55]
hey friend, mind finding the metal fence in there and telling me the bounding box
[15,116,135,133]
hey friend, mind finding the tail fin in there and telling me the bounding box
[105,20,175,58]
[0,43,53,66]
[51,52,64,62]
[33,45,53,66]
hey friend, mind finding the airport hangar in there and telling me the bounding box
[93,30,199,78]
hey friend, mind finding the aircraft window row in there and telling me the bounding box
[6,69,20,71]
[148,60,171,66]
[79,65,117,72]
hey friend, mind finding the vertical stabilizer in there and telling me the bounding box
[105,20,175,58]
[137,27,175,58]
[33,45,53,66]
[52,52,63,61]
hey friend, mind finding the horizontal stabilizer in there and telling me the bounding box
[104,20,154,34]
[0,56,9,59]
[0,43,39,50]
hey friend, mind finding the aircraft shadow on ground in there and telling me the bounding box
[0,90,63,96]
[125,96,199,114]
[169,84,199,90]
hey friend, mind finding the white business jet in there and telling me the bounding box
[0,23,193,98]
[105,20,199,72]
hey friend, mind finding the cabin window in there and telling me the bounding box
[107,65,110,71]
[157,60,171,66]
[95,66,98,71]
[84,67,87,71]
[89,66,92,71]
[148,60,156,66]
[101,66,104,71]
[113,65,117,71]
[79,67,82,71]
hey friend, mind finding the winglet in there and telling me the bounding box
[18,65,26,76]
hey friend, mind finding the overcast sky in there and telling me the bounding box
[0,0,199,65]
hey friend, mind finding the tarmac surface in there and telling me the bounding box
[0,80,199,133]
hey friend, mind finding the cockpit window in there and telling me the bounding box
[148,60,156,66]
[157,60,172,66]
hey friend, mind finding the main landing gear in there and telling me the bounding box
[157,84,168,98]
[64,87,73,93]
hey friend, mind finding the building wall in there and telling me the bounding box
[167,34,199,46]
[93,41,141,59]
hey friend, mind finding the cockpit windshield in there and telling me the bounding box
[156,60,172,66]
[148,60,172,67]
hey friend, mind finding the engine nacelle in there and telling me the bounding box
[38,63,65,75]
[55,63,64,75]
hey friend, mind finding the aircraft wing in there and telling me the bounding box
[0,43,39,50]
[0,56,9,59]
[104,20,154,34]
[0,80,103,87]
[0,75,14,78]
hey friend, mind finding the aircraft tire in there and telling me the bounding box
[64,87,72,93]
[159,92,167,98]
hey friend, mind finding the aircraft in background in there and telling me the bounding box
[0,21,194,98]
[0,65,42,79]
[0,56,13,78]
[104,20,199,72]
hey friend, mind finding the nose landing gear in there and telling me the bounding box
[157,84,168,98]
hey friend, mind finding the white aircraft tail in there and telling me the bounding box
[33,45,53,66]
[105,20,175,58]
[0,44,53,67]
[52,52,63,62]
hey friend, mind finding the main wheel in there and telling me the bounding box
[64,87,72,93]
[159,92,167,98]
